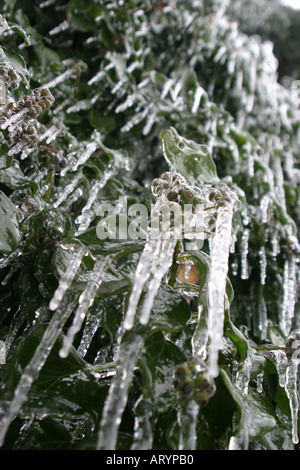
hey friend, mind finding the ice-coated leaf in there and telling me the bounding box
[0,190,21,254]
[220,368,276,447]
[138,330,186,413]
[161,127,219,185]
[0,323,103,428]
[0,46,30,88]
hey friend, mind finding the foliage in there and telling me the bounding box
[0,0,299,450]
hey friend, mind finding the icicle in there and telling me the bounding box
[0,340,6,365]
[0,247,23,269]
[256,292,268,341]
[53,173,83,209]
[49,20,70,36]
[280,255,296,336]
[59,256,111,358]
[240,228,250,280]
[120,108,149,133]
[72,134,100,172]
[256,372,264,393]
[285,359,299,444]
[39,124,62,144]
[260,194,270,224]
[61,187,83,212]
[131,397,153,450]
[75,170,114,235]
[139,237,178,326]
[271,232,280,258]
[77,305,103,357]
[235,354,253,396]
[207,202,234,378]
[274,350,289,388]
[0,293,78,447]
[177,401,199,450]
[48,246,87,312]
[0,108,27,131]
[258,246,267,285]
[191,86,205,114]
[97,333,145,450]
[123,237,159,331]
[43,68,76,89]
[87,70,105,86]
[1,262,20,286]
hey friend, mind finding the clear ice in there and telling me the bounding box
[48,246,87,312]
[0,294,78,446]
[280,255,296,337]
[97,334,145,450]
[207,202,235,378]
[59,256,111,358]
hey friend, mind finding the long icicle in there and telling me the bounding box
[123,237,157,331]
[285,359,299,445]
[124,199,181,330]
[177,401,199,450]
[279,254,296,336]
[207,202,234,378]
[0,293,78,446]
[59,256,111,358]
[96,332,145,450]
[74,170,114,235]
[139,237,177,326]
[131,397,153,450]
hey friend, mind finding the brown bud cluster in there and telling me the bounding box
[1,88,54,157]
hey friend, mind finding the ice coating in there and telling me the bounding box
[48,246,87,312]
[161,127,219,186]
[0,294,78,446]
[59,256,111,358]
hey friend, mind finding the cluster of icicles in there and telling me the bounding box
[0,153,299,450]
[0,154,240,449]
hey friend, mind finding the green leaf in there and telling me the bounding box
[0,161,37,191]
[0,190,21,254]
[0,46,29,88]
[220,368,276,444]
[138,330,186,413]
[1,324,104,429]
[147,283,191,333]
[161,127,219,185]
